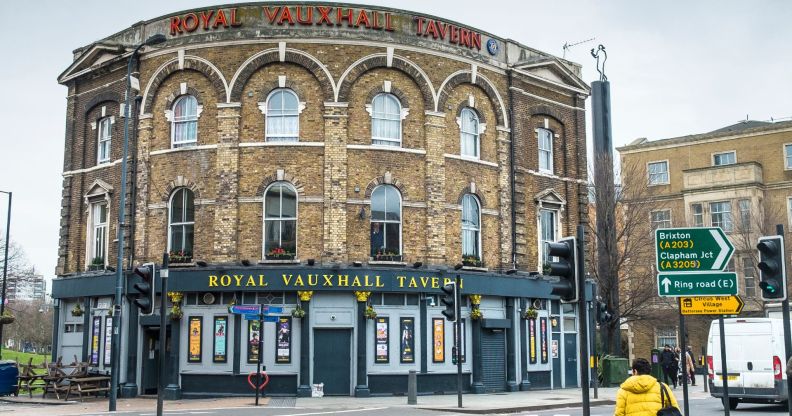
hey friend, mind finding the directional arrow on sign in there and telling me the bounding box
[680,296,745,315]
[661,277,672,293]
[655,227,735,272]
[656,272,738,297]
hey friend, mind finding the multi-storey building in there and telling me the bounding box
[51,3,590,397]
[618,119,792,360]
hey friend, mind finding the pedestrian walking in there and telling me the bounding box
[685,346,696,386]
[615,358,680,416]
[659,345,678,388]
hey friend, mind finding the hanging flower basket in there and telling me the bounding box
[364,305,378,320]
[292,305,306,319]
[0,311,14,325]
[523,307,538,320]
[71,304,84,317]
[469,308,483,321]
[167,291,184,304]
[169,304,183,321]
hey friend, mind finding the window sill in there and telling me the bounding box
[368,260,407,266]
[259,259,301,265]
[461,266,488,272]
[170,262,196,268]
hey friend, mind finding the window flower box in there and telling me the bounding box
[169,250,193,264]
[462,255,483,268]
[266,247,295,260]
[373,249,401,262]
[88,257,105,271]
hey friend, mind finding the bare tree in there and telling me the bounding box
[0,237,39,296]
[4,299,53,354]
[588,155,674,355]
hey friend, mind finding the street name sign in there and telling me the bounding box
[244,314,279,322]
[229,304,261,315]
[679,296,744,315]
[655,227,734,272]
[657,273,738,297]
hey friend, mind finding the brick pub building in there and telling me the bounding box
[52,3,590,397]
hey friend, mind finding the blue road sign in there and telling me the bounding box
[244,314,280,322]
[229,304,261,315]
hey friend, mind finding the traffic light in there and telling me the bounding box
[132,263,156,315]
[546,237,578,303]
[595,300,612,324]
[441,282,457,321]
[757,236,786,301]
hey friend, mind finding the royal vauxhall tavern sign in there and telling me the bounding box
[655,227,737,297]
[157,4,500,57]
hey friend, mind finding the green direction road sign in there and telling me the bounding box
[657,272,738,297]
[655,227,734,272]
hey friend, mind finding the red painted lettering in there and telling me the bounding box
[263,6,280,23]
[436,22,448,40]
[214,10,229,28]
[373,12,383,30]
[296,6,313,25]
[460,28,470,47]
[316,6,333,26]
[230,8,242,27]
[200,10,214,29]
[384,13,394,31]
[425,20,438,39]
[182,13,199,32]
[278,7,295,25]
[415,16,424,35]
[355,9,371,28]
[449,26,459,44]
[336,8,354,26]
[170,16,182,35]
[471,32,482,50]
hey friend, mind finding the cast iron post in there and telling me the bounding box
[0,191,10,358]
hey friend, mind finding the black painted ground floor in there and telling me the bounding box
[51,266,593,397]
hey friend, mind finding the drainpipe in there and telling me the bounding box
[507,69,517,269]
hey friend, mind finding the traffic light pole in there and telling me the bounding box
[157,253,169,416]
[455,275,463,409]
[775,224,792,416]
[576,225,590,416]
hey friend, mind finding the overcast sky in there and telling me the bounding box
[0,0,789,291]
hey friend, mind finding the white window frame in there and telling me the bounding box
[712,150,736,166]
[784,143,792,170]
[710,201,733,232]
[461,194,481,259]
[264,89,300,142]
[655,327,677,349]
[537,128,553,173]
[738,199,751,232]
[262,182,299,259]
[651,209,672,230]
[691,203,704,227]
[647,160,669,185]
[88,202,108,267]
[168,188,195,253]
[370,185,402,257]
[97,117,112,164]
[742,256,756,297]
[538,208,559,269]
[171,95,199,148]
[371,93,402,147]
[459,108,480,159]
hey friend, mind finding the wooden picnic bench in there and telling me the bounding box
[15,358,48,398]
[64,376,111,401]
[42,360,86,400]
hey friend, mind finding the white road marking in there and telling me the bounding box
[277,408,389,416]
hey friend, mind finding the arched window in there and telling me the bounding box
[460,108,479,158]
[97,117,112,163]
[371,93,401,147]
[171,95,198,148]
[168,188,195,258]
[462,194,481,259]
[266,89,299,142]
[264,183,297,259]
[370,185,402,259]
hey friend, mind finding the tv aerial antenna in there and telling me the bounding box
[562,37,595,59]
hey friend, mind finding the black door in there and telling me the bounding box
[564,333,578,388]
[481,329,506,392]
[552,333,561,388]
[142,329,160,395]
[313,329,352,395]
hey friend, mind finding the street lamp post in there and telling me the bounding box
[110,33,166,412]
[0,190,11,358]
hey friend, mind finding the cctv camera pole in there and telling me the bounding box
[455,275,463,409]
[156,253,169,416]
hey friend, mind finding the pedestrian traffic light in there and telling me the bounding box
[757,236,786,301]
[441,282,457,321]
[595,300,612,324]
[132,263,156,315]
[547,237,578,303]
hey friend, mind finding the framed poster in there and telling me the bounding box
[275,316,291,364]
[551,339,560,359]
[248,320,261,363]
[188,316,202,363]
[452,319,466,364]
[90,316,101,366]
[432,318,444,363]
[528,318,537,364]
[540,317,548,363]
[375,317,389,363]
[213,316,228,363]
[103,316,113,366]
[399,317,415,363]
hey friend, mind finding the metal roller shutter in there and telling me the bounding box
[481,329,506,392]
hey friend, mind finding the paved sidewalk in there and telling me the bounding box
[0,384,713,415]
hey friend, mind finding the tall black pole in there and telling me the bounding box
[157,253,169,416]
[256,304,264,406]
[678,304,689,416]
[456,275,462,408]
[0,191,11,358]
[577,225,590,416]
[775,223,792,416]
[718,316,730,416]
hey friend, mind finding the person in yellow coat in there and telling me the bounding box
[614,358,680,416]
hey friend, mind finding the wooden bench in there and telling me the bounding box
[64,376,111,402]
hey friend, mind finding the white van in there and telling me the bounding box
[707,318,786,410]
